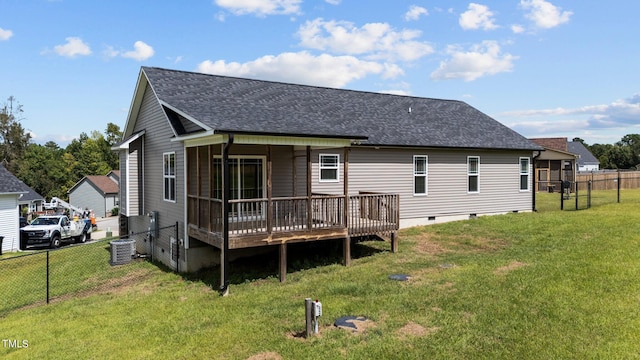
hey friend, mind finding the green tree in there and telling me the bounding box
[65,131,111,181]
[17,142,69,199]
[0,96,31,173]
[572,137,586,145]
[617,134,640,168]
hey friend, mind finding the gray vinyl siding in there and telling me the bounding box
[306,147,532,222]
[69,181,107,217]
[105,195,118,216]
[271,146,294,197]
[127,85,184,260]
[0,194,19,253]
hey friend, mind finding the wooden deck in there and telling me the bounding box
[187,193,399,249]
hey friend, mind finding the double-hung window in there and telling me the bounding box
[319,154,339,182]
[413,155,428,195]
[163,152,176,202]
[519,157,530,191]
[467,156,479,193]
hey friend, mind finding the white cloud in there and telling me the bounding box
[0,27,13,41]
[405,5,428,21]
[197,51,403,88]
[500,94,640,140]
[52,37,91,58]
[103,45,119,58]
[105,41,155,61]
[430,40,517,81]
[520,0,572,29]
[459,3,499,30]
[511,24,525,34]
[214,0,301,16]
[121,41,155,61]
[502,95,640,125]
[325,0,341,4]
[297,18,433,62]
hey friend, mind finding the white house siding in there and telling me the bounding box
[69,181,107,217]
[306,147,533,228]
[125,85,185,268]
[128,146,141,217]
[0,194,20,253]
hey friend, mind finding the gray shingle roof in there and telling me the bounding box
[142,67,542,151]
[568,141,600,166]
[17,182,44,202]
[0,164,27,194]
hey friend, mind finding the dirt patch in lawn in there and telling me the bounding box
[494,260,528,275]
[246,352,282,360]
[413,233,451,255]
[82,267,158,296]
[397,322,439,338]
[413,232,506,256]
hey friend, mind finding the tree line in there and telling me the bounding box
[573,135,640,170]
[1,96,121,201]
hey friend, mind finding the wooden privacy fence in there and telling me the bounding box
[575,171,640,191]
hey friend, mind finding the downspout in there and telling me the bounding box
[220,133,234,296]
[532,151,541,212]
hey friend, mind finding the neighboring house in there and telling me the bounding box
[68,172,120,218]
[0,164,27,253]
[568,141,600,172]
[115,67,543,282]
[530,137,578,192]
[17,182,45,216]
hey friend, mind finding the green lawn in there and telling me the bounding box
[1,191,640,359]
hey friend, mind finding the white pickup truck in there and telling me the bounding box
[21,215,92,249]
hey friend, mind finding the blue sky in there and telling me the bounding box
[1,0,639,146]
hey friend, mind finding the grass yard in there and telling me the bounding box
[2,191,640,359]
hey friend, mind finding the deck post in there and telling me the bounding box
[343,147,351,266]
[343,236,351,266]
[279,242,287,282]
[391,231,398,253]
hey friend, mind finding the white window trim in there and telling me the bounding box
[413,155,428,196]
[319,153,340,183]
[163,152,177,203]
[467,156,480,194]
[519,157,530,192]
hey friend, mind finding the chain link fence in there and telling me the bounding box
[537,173,637,211]
[0,224,177,318]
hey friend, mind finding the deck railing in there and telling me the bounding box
[348,192,399,237]
[187,195,346,236]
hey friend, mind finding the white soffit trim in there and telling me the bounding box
[113,130,145,150]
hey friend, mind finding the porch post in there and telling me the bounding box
[267,145,273,235]
[306,146,312,231]
[343,147,351,266]
[279,242,287,282]
[220,135,233,296]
